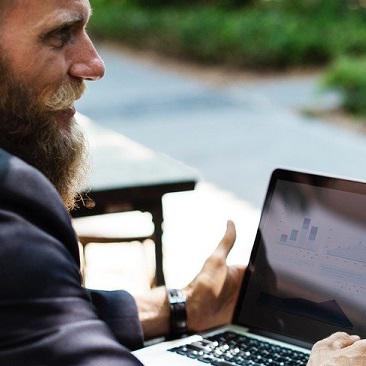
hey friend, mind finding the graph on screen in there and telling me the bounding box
[327,242,366,263]
[321,265,366,286]
[279,217,319,252]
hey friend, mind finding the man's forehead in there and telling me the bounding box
[6,0,91,29]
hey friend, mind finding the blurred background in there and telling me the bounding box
[74,0,366,294]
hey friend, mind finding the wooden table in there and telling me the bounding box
[71,114,199,286]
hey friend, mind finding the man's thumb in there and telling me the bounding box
[216,220,236,258]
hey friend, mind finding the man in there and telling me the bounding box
[0,1,244,364]
[0,0,364,365]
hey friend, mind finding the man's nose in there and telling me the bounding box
[69,36,105,81]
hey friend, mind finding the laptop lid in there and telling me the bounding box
[233,169,366,350]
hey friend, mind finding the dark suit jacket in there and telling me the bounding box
[0,149,144,365]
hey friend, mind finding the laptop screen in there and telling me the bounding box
[235,169,366,347]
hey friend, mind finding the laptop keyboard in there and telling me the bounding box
[168,331,310,365]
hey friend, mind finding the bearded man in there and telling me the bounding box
[0,1,364,365]
[0,1,245,364]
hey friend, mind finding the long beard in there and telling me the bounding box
[0,61,89,211]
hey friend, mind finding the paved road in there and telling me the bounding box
[77,44,366,208]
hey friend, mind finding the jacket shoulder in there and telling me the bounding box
[0,149,80,261]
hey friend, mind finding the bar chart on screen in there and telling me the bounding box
[278,217,319,252]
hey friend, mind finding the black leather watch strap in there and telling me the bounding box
[167,288,187,339]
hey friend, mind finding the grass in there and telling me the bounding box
[89,0,366,69]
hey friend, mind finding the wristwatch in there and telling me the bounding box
[167,288,188,339]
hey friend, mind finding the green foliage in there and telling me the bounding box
[270,0,353,14]
[132,0,250,8]
[89,0,366,69]
[323,57,366,114]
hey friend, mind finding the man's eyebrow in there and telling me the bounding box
[42,16,84,36]
[37,8,91,38]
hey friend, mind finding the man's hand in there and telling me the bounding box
[184,220,246,332]
[308,332,366,366]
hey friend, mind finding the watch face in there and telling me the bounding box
[168,289,186,304]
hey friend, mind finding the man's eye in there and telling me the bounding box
[50,28,72,48]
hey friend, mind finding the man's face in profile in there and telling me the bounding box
[0,0,105,209]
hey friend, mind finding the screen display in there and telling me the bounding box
[237,173,366,346]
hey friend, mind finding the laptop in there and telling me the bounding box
[134,168,366,365]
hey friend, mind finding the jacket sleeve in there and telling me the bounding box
[0,150,144,366]
[87,289,144,351]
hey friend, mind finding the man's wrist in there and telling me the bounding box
[167,288,188,339]
[135,287,170,340]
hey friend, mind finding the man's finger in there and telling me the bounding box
[320,332,355,348]
[350,339,366,350]
[351,335,361,341]
[331,333,360,349]
[332,337,359,350]
[215,220,236,259]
